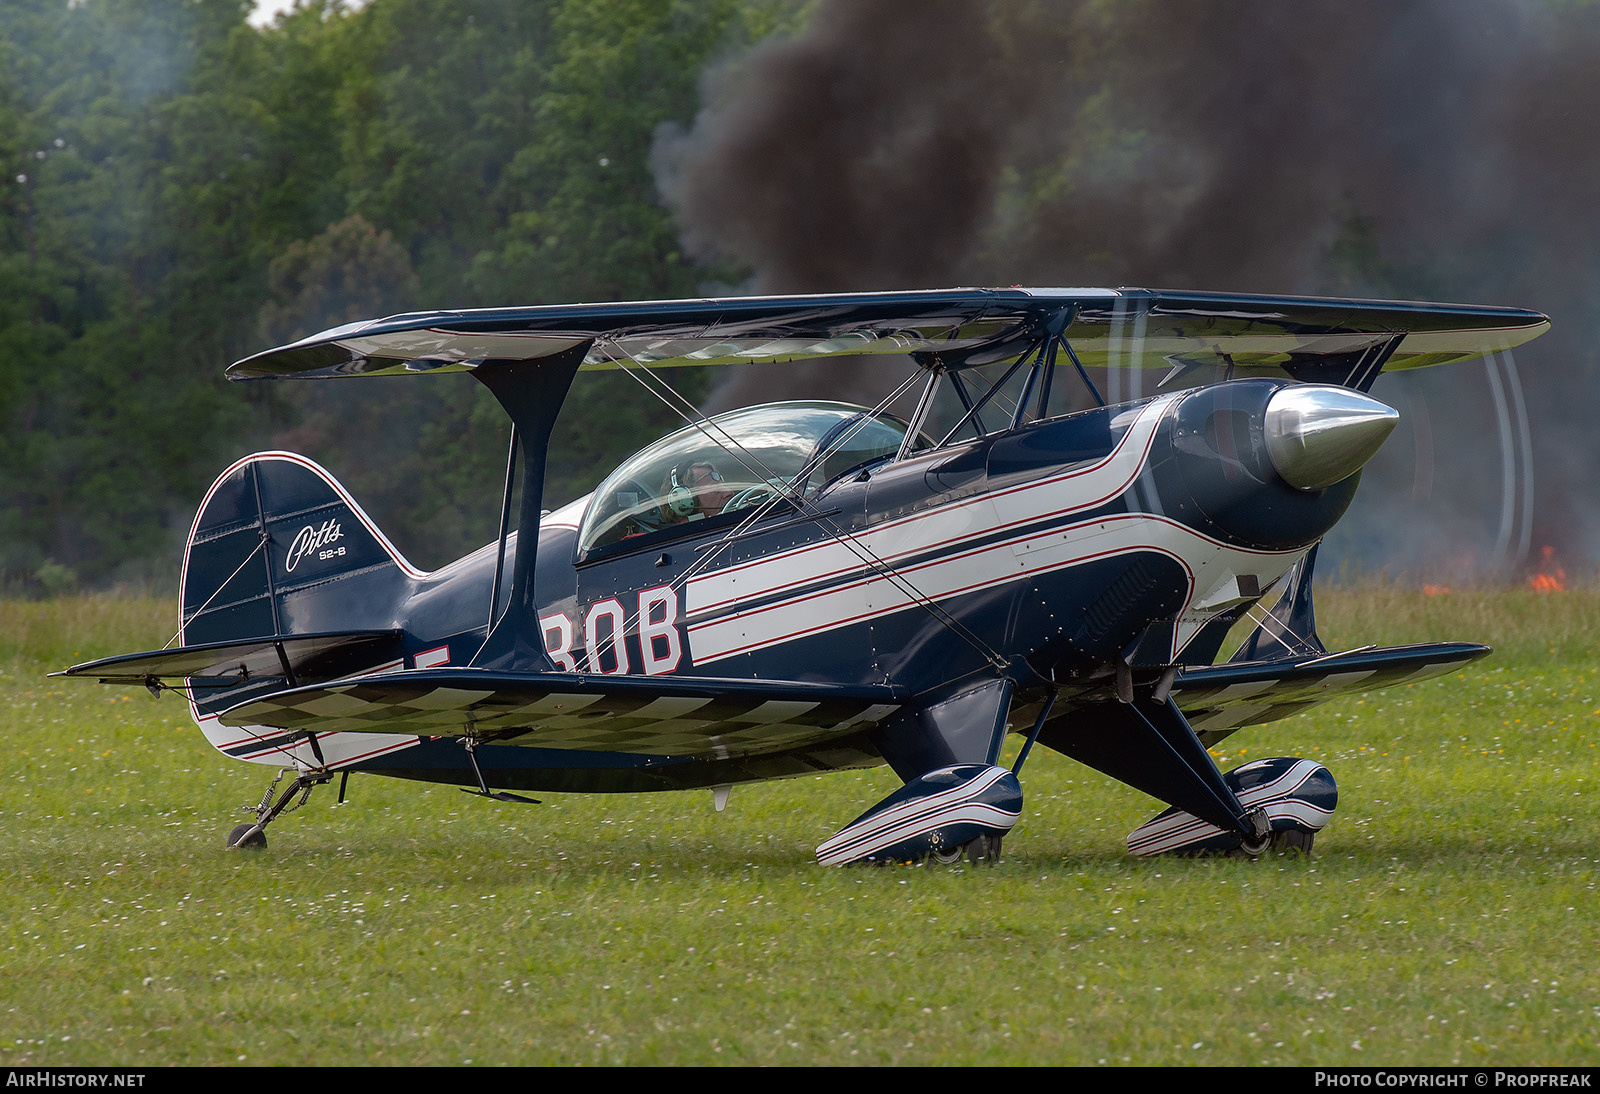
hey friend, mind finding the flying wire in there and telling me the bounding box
[599,347,1007,669]
[1233,563,1318,659]
[164,533,270,649]
[595,343,1011,671]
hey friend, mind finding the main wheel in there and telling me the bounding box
[227,823,267,850]
[1273,829,1315,856]
[1238,833,1271,857]
[1237,808,1273,856]
[965,833,1002,864]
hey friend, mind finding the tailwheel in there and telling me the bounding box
[227,768,330,851]
[227,823,267,850]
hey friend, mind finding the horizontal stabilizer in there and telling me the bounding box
[218,669,904,760]
[1170,642,1491,744]
[52,630,404,685]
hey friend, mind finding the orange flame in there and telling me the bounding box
[1528,545,1567,593]
[1423,584,1452,596]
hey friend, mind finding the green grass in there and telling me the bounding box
[2,591,1599,1065]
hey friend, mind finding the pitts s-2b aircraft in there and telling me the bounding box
[59,289,1549,862]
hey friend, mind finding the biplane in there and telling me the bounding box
[57,288,1549,862]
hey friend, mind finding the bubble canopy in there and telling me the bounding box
[578,401,913,554]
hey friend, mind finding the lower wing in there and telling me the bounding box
[1168,642,1491,744]
[218,669,905,760]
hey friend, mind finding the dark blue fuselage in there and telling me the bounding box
[324,381,1356,791]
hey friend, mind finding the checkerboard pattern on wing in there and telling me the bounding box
[1172,642,1490,741]
[221,676,900,758]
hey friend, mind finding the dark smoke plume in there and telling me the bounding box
[654,0,1600,577]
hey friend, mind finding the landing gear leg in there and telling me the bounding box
[227,768,331,850]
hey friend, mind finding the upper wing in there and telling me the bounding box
[1167,642,1492,744]
[226,288,1549,381]
[218,669,904,760]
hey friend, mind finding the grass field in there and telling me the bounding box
[3,589,1599,1066]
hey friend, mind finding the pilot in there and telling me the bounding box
[663,460,736,523]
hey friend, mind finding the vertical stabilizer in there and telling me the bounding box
[181,452,419,648]
[179,452,421,769]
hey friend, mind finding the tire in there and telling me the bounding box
[227,823,267,850]
[966,833,1002,865]
[1273,829,1315,856]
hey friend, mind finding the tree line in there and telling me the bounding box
[0,0,792,588]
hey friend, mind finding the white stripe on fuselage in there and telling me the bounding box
[685,513,1303,664]
[193,710,421,769]
[683,397,1305,667]
[686,397,1176,621]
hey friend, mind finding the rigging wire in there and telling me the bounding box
[165,533,270,649]
[600,350,1008,670]
[595,345,1011,672]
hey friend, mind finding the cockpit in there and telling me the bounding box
[578,401,916,554]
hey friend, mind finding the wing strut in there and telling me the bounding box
[932,308,1087,444]
[1012,308,1073,425]
[1057,328,1105,408]
[934,353,1034,446]
[894,368,943,461]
